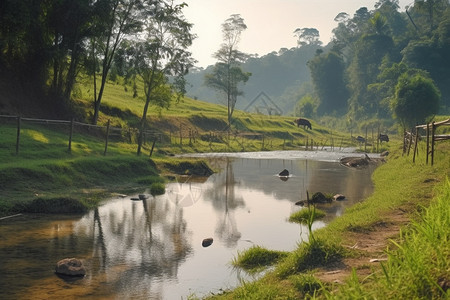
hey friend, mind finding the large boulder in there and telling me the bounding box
[55,258,86,277]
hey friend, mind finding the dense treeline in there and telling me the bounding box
[307,0,450,128]
[187,0,449,130]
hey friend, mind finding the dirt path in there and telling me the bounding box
[315,207,411,285]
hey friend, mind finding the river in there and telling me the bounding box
[0,150,378,299]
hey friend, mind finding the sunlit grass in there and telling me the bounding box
[288,207,326,224]
[232,245,288,272]
[327,178,450,299]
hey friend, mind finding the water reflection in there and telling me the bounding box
[0,153,377,299]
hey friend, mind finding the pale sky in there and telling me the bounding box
[179,0,412,68]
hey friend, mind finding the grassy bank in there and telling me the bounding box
[204,141,449,299]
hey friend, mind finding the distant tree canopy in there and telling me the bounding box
[307,51,348,115]
[309,0,450,127]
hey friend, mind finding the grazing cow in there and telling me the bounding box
[378,134,389,143]
[356,136,366,143]
[294,118,312,130]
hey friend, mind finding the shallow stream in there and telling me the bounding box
[0,150,378,299]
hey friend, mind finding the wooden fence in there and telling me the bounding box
[408,119,450,165]
[1,115,163,156]
[1,114,391,156]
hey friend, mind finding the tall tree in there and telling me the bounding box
[89,0,144,125]
[204,14,251,128]
[132,0,195,155]
[293,28,322,46]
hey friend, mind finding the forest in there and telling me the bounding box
[0,0,449,132]
[187,0,450,131]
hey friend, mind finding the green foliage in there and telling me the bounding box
[308,51,349,116]
[329,178,450,299]
[232,245,288,272]
[276,238,343,278]
[295,94,317,118]
[205,14,251,127]
[150,182,165,196]
[391,72,440,128]
[289,273,323,296]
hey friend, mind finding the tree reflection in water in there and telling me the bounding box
[206,158,244,248]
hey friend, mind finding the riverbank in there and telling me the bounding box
[0,154,213,217]
[205,144,449,299]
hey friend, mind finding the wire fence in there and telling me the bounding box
[1,114,391,158]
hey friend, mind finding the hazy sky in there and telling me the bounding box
[179,0,411,68]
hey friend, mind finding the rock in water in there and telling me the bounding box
[333,194,346,201]
[202,238,213,247]
[55,258,86,277]
[278,169,289,177]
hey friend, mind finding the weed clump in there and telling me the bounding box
[289,208,326,224]
[232,245,288,272]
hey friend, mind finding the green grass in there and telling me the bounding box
[327,178,450,299]
[288,207,326,224]
[232,245,289,272]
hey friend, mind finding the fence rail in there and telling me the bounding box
[405,118,450,165]
[1,114,391,157]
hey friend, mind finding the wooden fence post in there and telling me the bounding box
[426,123,430,164]
[431,122,435,166]
[377,126,380,153]
[15,116,21,155]
[149,137,156,157]
[413,126,419,163]
[179,124,182,146]
[104,119,110,156]
[364,127,368,152]
[68,118,74,153]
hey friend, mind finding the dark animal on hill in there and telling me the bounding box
[356,136,366,143]
[294,118,312,130]
[378,134,389,143]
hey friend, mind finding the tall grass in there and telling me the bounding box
[327,178,450,299]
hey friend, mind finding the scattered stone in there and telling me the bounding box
[380,151,389,157]
[202,238,213,247]
[130,197,140,201]
[311,192,332,203]
[295,192,333,206]
[333,194,346,201]
[278,169,289,177]
[55,258,86,277]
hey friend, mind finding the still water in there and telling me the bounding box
[0,151,377,299]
